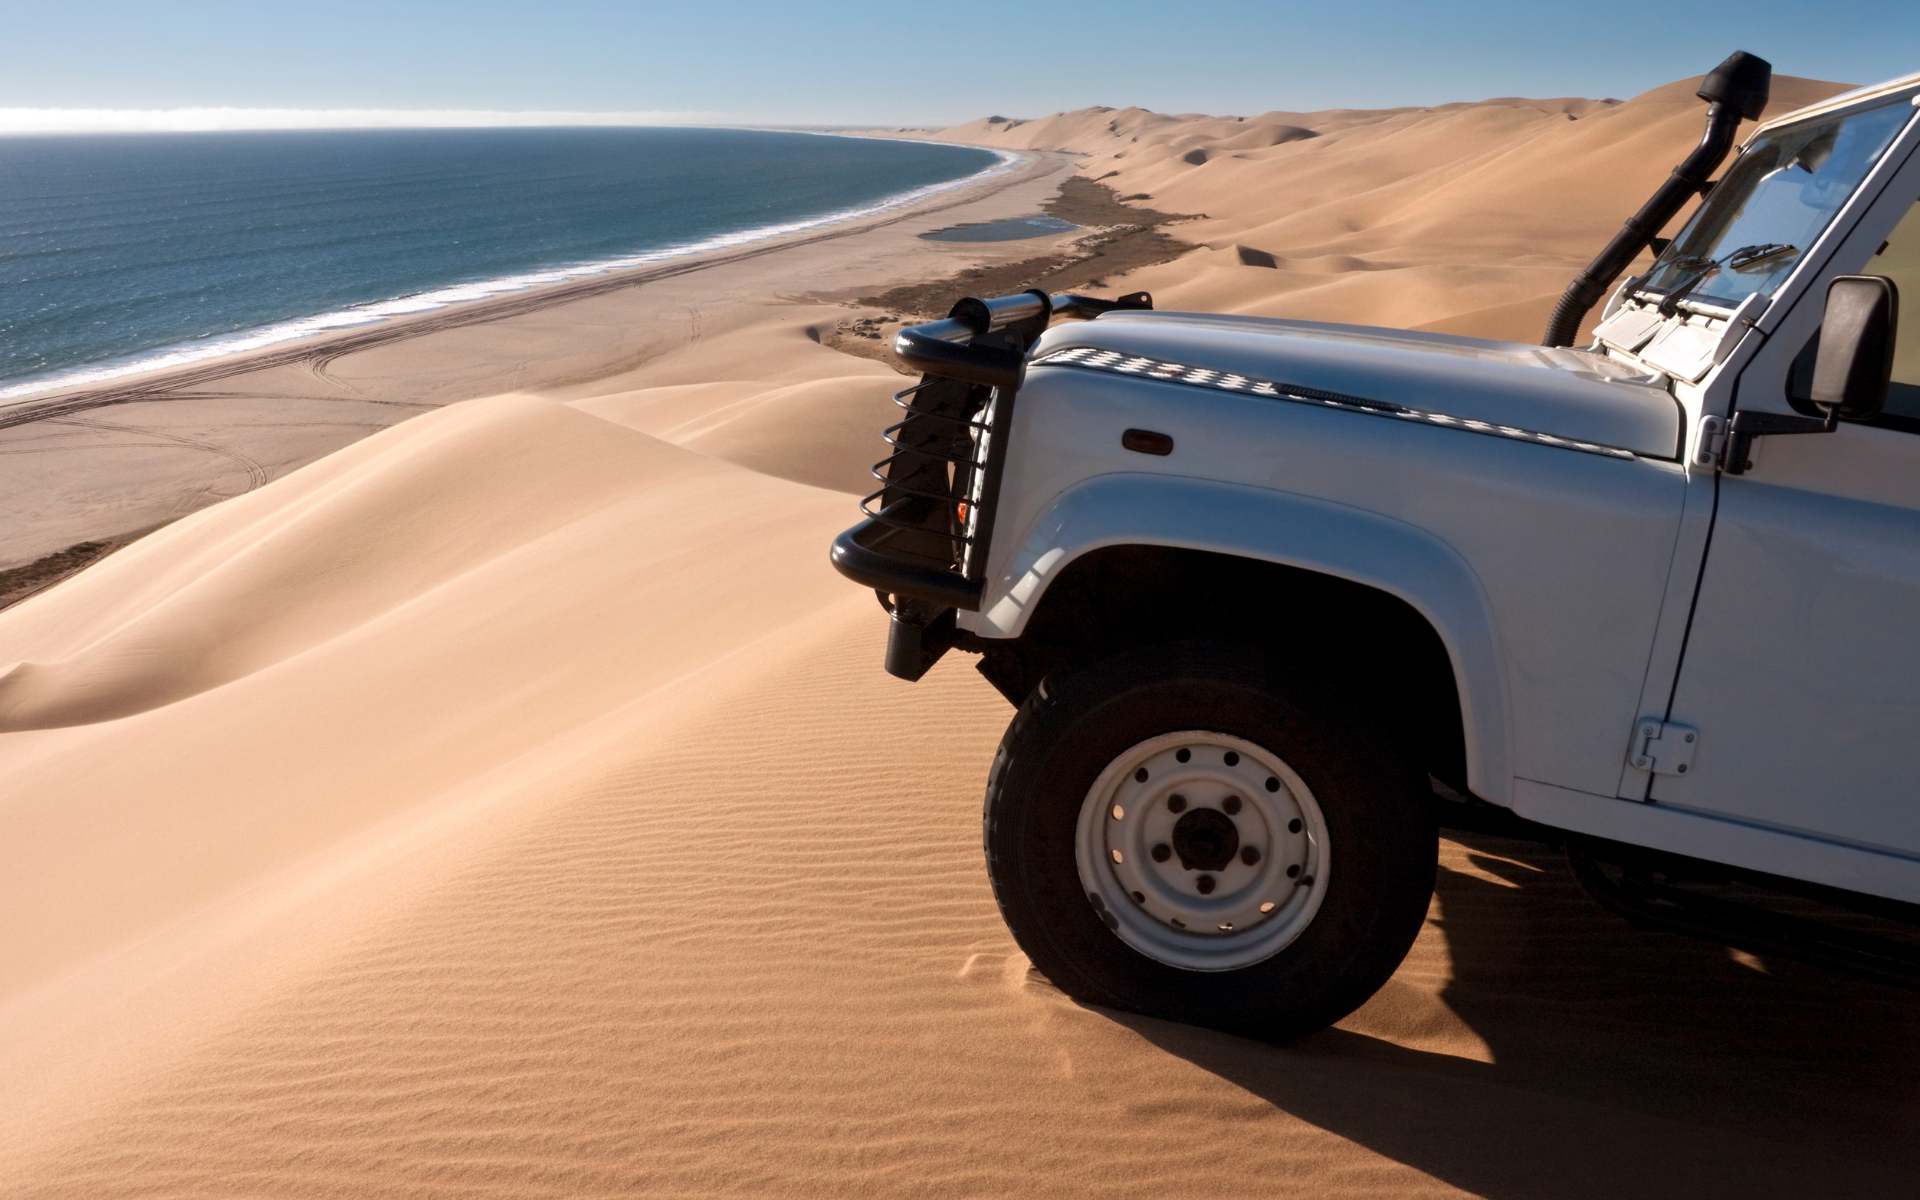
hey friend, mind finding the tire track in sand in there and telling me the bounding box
[47,416,269,491]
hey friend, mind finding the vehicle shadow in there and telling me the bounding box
[1108,832,1920,1198]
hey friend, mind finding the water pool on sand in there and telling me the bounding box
[920,215,1078,242]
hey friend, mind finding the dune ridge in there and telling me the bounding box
[7,69,1915,1198]
[909,75,1842,341]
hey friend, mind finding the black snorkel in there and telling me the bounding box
[1541,50,1773,347]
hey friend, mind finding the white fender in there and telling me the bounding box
[970,473,1513,805]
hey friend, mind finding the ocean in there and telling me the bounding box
[0,127,1003,397]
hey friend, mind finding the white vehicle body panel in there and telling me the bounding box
[1514,778,1920,903]
[940,72,1920,903]
[1655,448,1920,857]
[1749,68,1920,136]
[1642,122,1920,864]
[1036,313,1682,457]
[963,352,1689,804]
[978,471,1515,799]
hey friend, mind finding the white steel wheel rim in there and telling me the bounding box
[1074,730,1330,972]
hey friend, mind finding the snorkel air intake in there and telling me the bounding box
[1541,50,1772,347]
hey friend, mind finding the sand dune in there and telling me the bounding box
[7,398,1915,1193]
[0,394,858,1145]
[1214,123,1320,152]
[8,68,1914,1197]
[929,75,1843,341]
[7,455,1915,1194]
[0,150,1079,573]
[564,304,907,494]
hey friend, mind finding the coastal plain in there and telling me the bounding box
[6,72,1918,1198]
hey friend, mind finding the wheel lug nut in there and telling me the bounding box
[1167,794,1187,813]
[1196,874,1216,895]
[1151,843,1172,863]
[1241,845,1260,865]
[1223,795,1242,815]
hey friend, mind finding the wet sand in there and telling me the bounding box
[0,149,1086,572]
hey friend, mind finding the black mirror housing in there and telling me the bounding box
[1812,275,1899,420]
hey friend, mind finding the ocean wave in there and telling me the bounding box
[0,137,1019,401]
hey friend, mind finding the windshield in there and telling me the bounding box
[1639,95,1914,310]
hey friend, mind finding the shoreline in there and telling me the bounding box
[0,145,1132,574]
[0,137,1025,411]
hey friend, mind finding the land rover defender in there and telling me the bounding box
[831,53,1920,1036]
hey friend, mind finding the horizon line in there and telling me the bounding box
[0,107,747,135]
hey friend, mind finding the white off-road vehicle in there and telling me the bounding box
[832,53,1920,1037]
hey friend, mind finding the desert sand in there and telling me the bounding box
[6,72,1918,1197]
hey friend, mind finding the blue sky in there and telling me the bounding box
[1,0,1915,127]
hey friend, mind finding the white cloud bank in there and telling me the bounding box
[0,108,732,134]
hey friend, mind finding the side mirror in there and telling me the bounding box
[1811,275,1899,420]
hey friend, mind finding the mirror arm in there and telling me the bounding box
[1723,408,1837,476]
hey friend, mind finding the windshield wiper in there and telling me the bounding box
[1725,241,1795,268]
[1664,251,1718,273]
[1653,242,1797,315]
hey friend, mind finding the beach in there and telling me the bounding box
[7,71,1918,1198]
[0,145,1074,576]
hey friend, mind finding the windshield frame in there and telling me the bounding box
[1635,93,1919,314]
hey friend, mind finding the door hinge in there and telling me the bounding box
[1693,415,1728,469]
[1695,409,1836,474]
[1629,719,1699,776]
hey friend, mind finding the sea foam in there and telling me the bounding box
[0,132,1016,401]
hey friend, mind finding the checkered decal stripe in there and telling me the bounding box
[1029,346,1639,460]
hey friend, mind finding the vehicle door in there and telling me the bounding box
[1654,96,1920,859]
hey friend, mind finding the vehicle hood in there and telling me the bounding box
[1031,311,1681,459]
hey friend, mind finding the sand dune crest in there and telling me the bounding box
[0,395,721,729]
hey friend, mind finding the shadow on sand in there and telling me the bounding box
[1109,833,1919,1197]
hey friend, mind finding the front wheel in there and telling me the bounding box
[983,645,1437,1039]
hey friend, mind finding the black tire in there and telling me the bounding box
[983,643,1437,1040]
